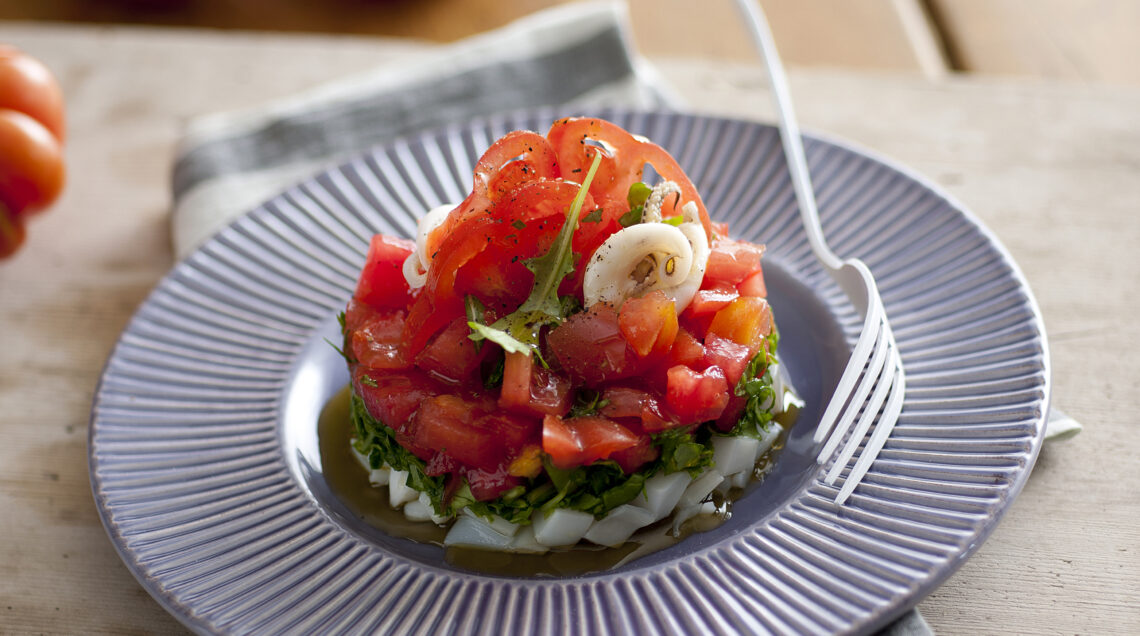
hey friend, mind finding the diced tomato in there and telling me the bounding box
[715,394,748,432]
[415,317,484,384]
[498,351,573,417]
[353,367,443,459]
[686,284,739,316]
[707,297,773,351]
[704,238,766,285]
[738,266,767,298]
[666,365,730,426]
[541,414,640,469]
[619,290,679,358]
[667,326,705,368]
[702,333,754,386]
[425,452,459,477]
[401,291,463,360]
[609,434,659,474]
[639,392,683,433]
[600,386,649,419]
[354,234,416,310]
[349,307,410,370]
[547,303,643,385]
[413,395,500,469]
[464,464,524,501]
[477,412,542,450]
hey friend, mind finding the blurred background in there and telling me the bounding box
[1,0,1138,86]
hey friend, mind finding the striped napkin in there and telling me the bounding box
[170,1,677,257]
[167,4,1076,634]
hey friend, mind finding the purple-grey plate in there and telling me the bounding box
[89,109,1049,635]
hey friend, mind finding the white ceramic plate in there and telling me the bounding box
[90,109,1049,635]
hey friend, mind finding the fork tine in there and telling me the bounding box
[815,318,890,463]
[813,289,883,444]
[824,321,897,484]
[834,335,906,505]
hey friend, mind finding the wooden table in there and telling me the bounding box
[1,23,1137,635]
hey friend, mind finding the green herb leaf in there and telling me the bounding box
[627,181,652,208]
[581,208,604,224]
[511,219,526,230]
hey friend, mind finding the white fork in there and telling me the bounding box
[734,0,907,504]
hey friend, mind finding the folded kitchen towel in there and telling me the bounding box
[170,1,678,257]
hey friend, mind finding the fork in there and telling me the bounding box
[733,0,907,504]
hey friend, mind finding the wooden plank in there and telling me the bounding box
[928,0,1140,85]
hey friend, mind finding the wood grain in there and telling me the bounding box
[1,22,1138,635]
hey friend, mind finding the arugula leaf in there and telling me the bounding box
[468,152,603,356]
[730,329,780,438]
[568,388,609,417]
[581,208,603,224]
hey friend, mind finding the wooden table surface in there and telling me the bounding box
[1,22,1138,635]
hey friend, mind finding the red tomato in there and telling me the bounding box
[705,238,766,285]
[666,327,705,368]
[349,306,410,370]
[0,109,65,215]
[354,234,415,310]
[413,395,509,469]
[546,117,713,239]
[715,394,748,432]
[427,131,558,255]
[702,333,753,386]
[498,351,572,417]
[618,290,679,358]
[0,47,65,141]
[415,317,484,383]
[401,290,464,360]
[666,365,730,426]
[608,434,660,474]
[600,386,649,419]
[352,367,443,459]
[686,284,739,316]
[738,267,768,298]
[541,414,640,470]
[707,297,773,352]
[464,464,524,501]
[476,412,542,451]
[547,303,643,385]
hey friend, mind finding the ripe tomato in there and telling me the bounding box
[0,46,65,141]
[541,414,640,470]
[0,203,25,259]
[707,297,773,352]
[702,334,753,386]
[348,303,410,370]
[499,351,572,417]
[547,303,643,385]
[354,234,415,309]
[415,317,485,383]
[665,365,730,426]
[618,290,679,358]
[546,117,713,239]
[608,434,659,474]
[704,238,766,285]
[0,109,65,215]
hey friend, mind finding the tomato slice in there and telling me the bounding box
[427,130,558,256]
[354,234,416,310]
[546,117,712,240]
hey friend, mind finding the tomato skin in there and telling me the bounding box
[707,297,773,352]
[666,365,730,426]
[547,303,643,385]
[0,109,65,215]
[353,366,443,459]
[705,238,766,285]
[546,117,713,240]
[354,234,415,310]
[619,290,679,358]
[667,327,706,368]
[0,47,65,141]
[464,464,524,501]
[413,395,501,469]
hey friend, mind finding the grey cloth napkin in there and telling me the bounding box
[169,3,1078,634]
[171,1,677,257]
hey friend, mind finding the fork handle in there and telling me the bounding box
[733,0,843,271]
